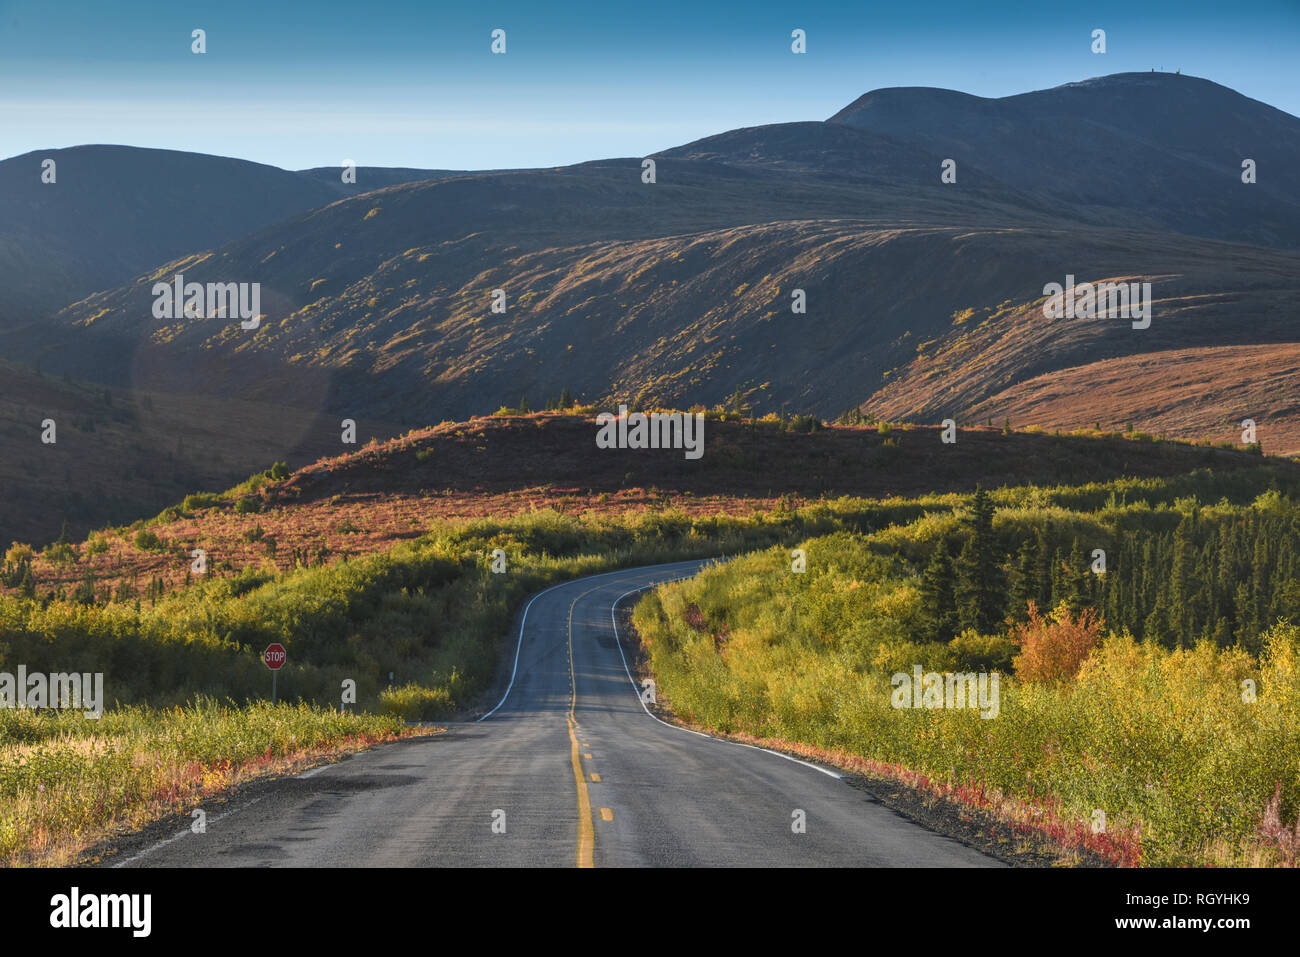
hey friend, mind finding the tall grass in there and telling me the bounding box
[632,491,1300,866]
[0,700,411,866]
[1,464,1294,721]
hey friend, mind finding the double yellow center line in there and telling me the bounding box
[564,579,640,867]
[566,584,603,868]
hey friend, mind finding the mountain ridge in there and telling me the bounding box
[1,71,1295,528]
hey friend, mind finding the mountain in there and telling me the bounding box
[8,154,1053,406]
[2,72,1297,506]
[0,358,402,546]
[829,72,1300,247]
[0,145,352,326]
[296,166,474,193]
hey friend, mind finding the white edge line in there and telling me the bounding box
[111,796,264,868]
[609,580,843,781]
[476,560,712,722]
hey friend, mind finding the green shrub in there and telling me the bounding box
[183,492,223,512]
[44,543,78,566]
[787,414,823,434]
[379,682,456,721]
[949,629,1015,672]
[133,529,164,551]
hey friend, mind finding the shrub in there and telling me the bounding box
[949,629,1015,672]
[44,543,78,566]
[134,529,165,551]
[4,543,34,566]
[1011,601,1102,683]
[380,681,456,721]
[183,492,222,512]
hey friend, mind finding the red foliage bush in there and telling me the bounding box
[1011,601,1103,684]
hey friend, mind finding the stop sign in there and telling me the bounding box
[263,643,287,670]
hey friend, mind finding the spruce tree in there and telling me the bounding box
[1065,538,1091,614]
[1009,538,1038,620]
[955,487,1005,633]
[920,543,960,642]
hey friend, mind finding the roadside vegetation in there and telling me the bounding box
[0,700,414,866]
[0,503,912,719]
[631,468,1300,866]
[1,438,1297,867]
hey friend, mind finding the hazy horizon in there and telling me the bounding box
[1,0,1296,170]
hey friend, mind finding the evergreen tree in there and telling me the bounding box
[1064,538,1091,614]
[1009,538,1039,620]
[955,487,1005,633]
[1144,598,1169,647]
[1033,526,1054,609]
[920,543,960,642]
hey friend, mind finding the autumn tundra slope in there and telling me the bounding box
[0,70,1293,555]
[26,204,1300,434]
[10,410,1293,595]
[5,413,1299,867]
[7,72,1293,443]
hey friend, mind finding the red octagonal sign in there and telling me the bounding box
[263,643,287,671]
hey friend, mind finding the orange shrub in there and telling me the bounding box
[1012,601,1103,684]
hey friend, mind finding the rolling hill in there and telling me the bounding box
[0,147,461,331]
[0,359,401,546]
[10,409,1292,591]
[0,71,1295,541]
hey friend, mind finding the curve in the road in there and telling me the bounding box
[112,560,1002,868]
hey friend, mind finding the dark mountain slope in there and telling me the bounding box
[29,216,1300,430]
[3,72,1295,475]
[0,145,345,324]
[830,72,1300,247]
[297,166,475,193]
[16,152,1057,390]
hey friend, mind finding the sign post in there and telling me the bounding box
[263,643,286,703]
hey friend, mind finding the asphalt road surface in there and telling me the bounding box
[114,559,1000,868]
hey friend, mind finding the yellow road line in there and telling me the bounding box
[563,576,642,868]
[590,773,602,782]
[566,580,627,868]
[583,753,593,759]
[600,808,614,822]
[566,713,594,868]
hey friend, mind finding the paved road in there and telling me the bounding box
[115,560,999,867]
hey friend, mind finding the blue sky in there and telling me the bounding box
[1,0,1296,170]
